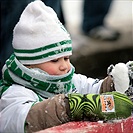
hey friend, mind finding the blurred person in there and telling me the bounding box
[0,1,132,133]
[82,0,120,41]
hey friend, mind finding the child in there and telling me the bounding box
[0,0,132,133]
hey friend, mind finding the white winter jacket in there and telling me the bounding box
[0,73,103,133]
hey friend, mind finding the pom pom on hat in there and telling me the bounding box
[12,0,72,64]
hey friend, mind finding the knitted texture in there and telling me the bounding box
[12,0,72,64]
[0,54,75,97]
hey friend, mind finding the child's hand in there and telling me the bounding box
[25,94,70,132]
[100,76,115,93]
[107,63,130,94]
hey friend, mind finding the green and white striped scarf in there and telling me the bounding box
[0,54,75,98]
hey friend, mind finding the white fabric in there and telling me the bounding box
[0,85,39,133]
[12,0,72,64]
[110,63,129,94]
[13,0,70,50]
[0,74,102,133]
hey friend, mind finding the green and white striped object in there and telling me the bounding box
[0,54,75,98]
[13,40,72,65]
[12,0,72,65]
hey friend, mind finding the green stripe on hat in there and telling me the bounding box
[14,40,72,54]
[15,47,72,61]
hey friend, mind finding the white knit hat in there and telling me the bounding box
[12,0,72,64]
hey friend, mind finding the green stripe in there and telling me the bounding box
[114,93,133,105]
[0,85,9,96]
[37,95,43,102]
[14,40,72,53]
[3,69,14,85]
[103,91,133,106]
[48,68,74,82]
[16,47,72,61]
[84,94,100,113]
[68,93,84,120]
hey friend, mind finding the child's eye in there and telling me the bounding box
[51,59,58,62]
[64,56,70,60]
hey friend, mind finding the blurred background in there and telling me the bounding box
[1,0,133,79]
[62,0,133,78]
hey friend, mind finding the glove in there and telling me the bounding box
[100,62,130,94]
[84,91,133,121]
[107,63,129,94]
[67,93,84,121]
[100,76,115,93]
[26,94,70,132]
[68,92,133,121]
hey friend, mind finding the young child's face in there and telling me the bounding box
[30,56,71,75]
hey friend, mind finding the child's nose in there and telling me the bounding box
[60,61,68,71]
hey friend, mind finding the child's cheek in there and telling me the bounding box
[46,67,57,75]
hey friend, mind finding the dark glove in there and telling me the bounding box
[100,76,115,93]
